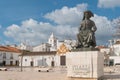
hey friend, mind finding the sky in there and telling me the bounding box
[0,0,120,46]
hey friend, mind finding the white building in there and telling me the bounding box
[19,43,71,67]
[19,51,62,67]
[18,33,76,67]
[33,43,51,52]
[109,40,120,65]
[0,46,21,66]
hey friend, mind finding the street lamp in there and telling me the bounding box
[20,45,26,72]
[20,50,24,72]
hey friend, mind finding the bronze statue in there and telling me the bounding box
[77,10,97,48]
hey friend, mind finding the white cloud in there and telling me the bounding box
[44,3,88,26]
[4,19,55,45]
[4,3,114,45]
[112,17,120,37]
[4,18,77,45]
[98,0,120,8]
[91,15,114,44]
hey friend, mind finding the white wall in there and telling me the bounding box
[113,44,120,56]
[19,55,58,67]
[54,55,60,66]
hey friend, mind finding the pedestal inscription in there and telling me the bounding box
[72,65,90,77]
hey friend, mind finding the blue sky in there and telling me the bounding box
[0,0,120,46]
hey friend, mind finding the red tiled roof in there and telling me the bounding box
[0,46,21,53]
[96,45,107,49]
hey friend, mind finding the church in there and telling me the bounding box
[19,33,76,67]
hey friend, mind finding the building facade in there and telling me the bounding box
[0,46,21,66]
[18,33,76,67]
[109,40,120,65]
[19,51,62,67]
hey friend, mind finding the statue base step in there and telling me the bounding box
[66,77,103,80]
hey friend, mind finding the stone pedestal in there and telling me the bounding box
[66,51,104,80]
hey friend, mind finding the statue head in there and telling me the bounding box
[82,10,94,20]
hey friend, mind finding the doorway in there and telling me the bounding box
[10,61,13,66]
[3,61,6,66]
[60,56,66,66]
[30,61,34,67]
[16,61,19,66]
[51,61,55,67]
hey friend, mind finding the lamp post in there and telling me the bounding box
[20,50,24,72]
[20,45,26,72]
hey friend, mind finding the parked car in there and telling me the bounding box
[115,63,120,65]
[35,66,52,72]
[0,67,7,71]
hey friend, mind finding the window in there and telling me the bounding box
[10,54,13,59]
[42,48,44,51]
[54,40,56,43]
[25,59,27,61]
[3,53,6,59]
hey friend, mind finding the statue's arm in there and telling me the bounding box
[79,25,82,30]
[79,24,82,32]
[91,21,97,32]
[79,22,84,31]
